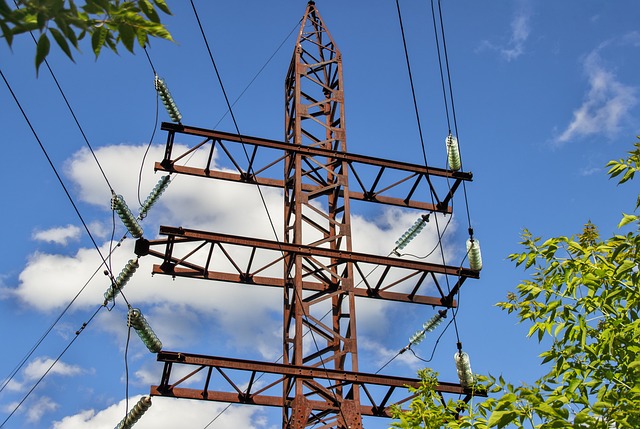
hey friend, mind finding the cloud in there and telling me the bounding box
[1,378,24,392]
[33,225,82,245]
[14,143,459,340]
[52,395,267,429]
[26,396,59,423]
[622,30,640,47]
[23,357,86,381]
[478,1,531,61]
[3,396,60,424]
[555,45,637,144]
[579,166,602,177]
[7,141,463,429]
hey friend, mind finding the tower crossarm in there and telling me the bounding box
[150,350,485,420]
[156,122,472,213]
[134,226,478,308]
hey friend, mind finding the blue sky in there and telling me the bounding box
[1,1,639,428]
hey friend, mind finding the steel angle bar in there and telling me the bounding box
[156,123,472,213]
[150,351,484,418]
[135,227,475,307]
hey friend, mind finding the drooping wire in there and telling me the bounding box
[143,45,157,76]
[189,0,281,245]
[0,305,103,428]
[137,80,160,207]
[124,316,133,427]
[203,403,233,428]
[0,67,114,276]
[189,3,349,425]
[0,257,104,395]
[376,289,461,372]
[11,0,114,192]
[432,0,473,230]
[394,0,462,347]
[429,0,451,132]
[213,19,302,127]
[0,231,131,398]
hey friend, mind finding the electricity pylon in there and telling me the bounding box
[134,2,479,428]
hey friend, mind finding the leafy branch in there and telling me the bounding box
[0,0,173,71]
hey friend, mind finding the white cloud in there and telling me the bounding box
[579,166,602,177]
[555,46,637,144]
[8,141,463,422]
[52,395,266,429]
[4,396,60,424]
[478,1,531,61]
[23,357,86,381]
[33,225,81,245]
[1,378,24,392]
[14,246,111,311]
[26,396,58,423]
[358,335,423,373]
[502,7,531,61]
[622,30,640,47]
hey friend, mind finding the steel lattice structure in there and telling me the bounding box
[134,2,481,428]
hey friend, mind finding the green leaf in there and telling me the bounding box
[619,168,635,184]
[91,25,108,57]
[573,408,592,425]
[118,23,135,52]
[152,0,172,15]
[0,0,11,14]
[487,410,517,428]
[0,20,13,46]
[139,0,160,23]
[35,33,50,73]
[607,161,626,178]
[136,29,148,48]
[48,28,74,60]
[36,12,47,30]
[567,377,581,394]
[618,213,638,228]
[615,260,636,276]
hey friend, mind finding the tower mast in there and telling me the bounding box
[283,3,359,427]
[136,3,481,428]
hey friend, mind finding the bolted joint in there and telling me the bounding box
[134,238,150,257]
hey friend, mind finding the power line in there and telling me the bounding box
[0,305,103,428]
[0,260,103,395]
[13,0,115,193]
[189,0,282,244]
[0,67,113,276]
[0,232,130,395]
[394,0,464,347]
[188,3,351,425]
[431,0,474,231]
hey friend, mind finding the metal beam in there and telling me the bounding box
[134,226,478,308]
[156,123,472,214]
[150,351,485,418]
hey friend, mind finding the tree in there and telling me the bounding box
[390,139,640,429]
[0,0,173,70]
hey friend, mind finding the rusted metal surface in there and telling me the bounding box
[155,123,473,213]
[143,2,482,428]
[150,351,485,419]
[283,4,359,427]
[135,227,477,307]
[155,123,471,213]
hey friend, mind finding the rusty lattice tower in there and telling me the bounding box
[135,2,480,428]
[282,4,360,427]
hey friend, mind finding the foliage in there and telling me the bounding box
[0,0,173,71]
[390,139,640,428]
[389,368,491,429]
